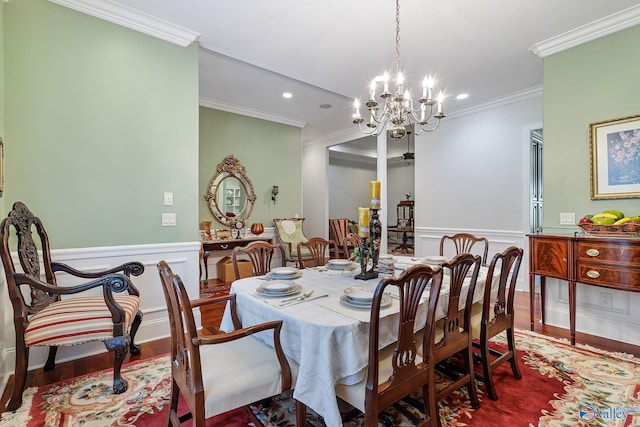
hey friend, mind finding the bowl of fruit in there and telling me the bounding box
[578,210,640,236]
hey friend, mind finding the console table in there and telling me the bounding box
[528,234,640,344]
[201,236,272,283]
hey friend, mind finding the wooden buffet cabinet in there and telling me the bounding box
[528,234,640,344]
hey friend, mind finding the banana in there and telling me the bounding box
[614,217,632,225]
[593,213,618,219]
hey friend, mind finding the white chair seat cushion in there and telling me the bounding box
[200,334,299,418]
[25,295,139,347]
[335,343,423,413]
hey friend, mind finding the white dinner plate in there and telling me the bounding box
[267,271,303,280]
[256,283,302,297]
[327,260,357,270]
[339,294,392,309]
[343,286,375,303]
[271,267,299,276]
[259,280,295,293]
[424,255,448,265]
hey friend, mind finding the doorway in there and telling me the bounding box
[530,128,543,232]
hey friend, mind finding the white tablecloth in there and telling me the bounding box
[220,258,489,427]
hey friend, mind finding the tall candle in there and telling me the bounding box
[369,181,381,209]
[358,207,370,238]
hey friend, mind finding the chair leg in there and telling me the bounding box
[465,347,480,409]
[129,311,143,354]
[427,368,441,427]
[506,327,522,380]
[481,340,498,401]
[6,346,29,411]
[104,336,129,394]
[43,346,58,371]
[168,378,182,427]
[295,399,307,426]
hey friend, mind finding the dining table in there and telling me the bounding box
[219,256,492,427]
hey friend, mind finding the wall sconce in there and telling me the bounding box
[271,185,279,203]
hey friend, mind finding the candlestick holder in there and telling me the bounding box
[355,208,381,280]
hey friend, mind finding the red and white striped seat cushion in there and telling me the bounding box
[25,295,140,347]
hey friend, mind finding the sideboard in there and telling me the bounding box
[528,233,640,344]
[201,236,272,284]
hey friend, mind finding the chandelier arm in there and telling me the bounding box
[416,119,441,133]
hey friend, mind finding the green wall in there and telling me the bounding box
[199,107,302,231]
[4,0,199,248]
[0,2,5,216]
[544,25,640,224]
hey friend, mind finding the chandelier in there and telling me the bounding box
[352,0,445,140]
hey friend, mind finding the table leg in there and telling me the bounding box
[540,276,546,325]
[568,280,576,345]
[203,251,210,284]
[529,273,535,331]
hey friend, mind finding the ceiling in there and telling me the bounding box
[58,0,640,147]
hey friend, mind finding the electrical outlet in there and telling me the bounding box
[560,212,576,225]
[162,213,176,226]
[163,192,173,206]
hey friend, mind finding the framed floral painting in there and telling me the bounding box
[590,114,640,200]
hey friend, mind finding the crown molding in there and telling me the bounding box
[530,4,640,58]
[199,97,306,129]
[445,86,543,120]
[48,0,200,47]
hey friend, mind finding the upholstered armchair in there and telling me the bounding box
[273,217,313,264]
[0,202,144,411]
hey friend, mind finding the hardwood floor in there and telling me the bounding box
[2,286,639,412]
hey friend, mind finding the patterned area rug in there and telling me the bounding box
[2,329,639,426]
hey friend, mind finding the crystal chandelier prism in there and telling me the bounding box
[352,0,445,140]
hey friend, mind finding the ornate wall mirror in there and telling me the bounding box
[204,155,256,230]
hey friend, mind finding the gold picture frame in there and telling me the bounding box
[589,114,640,200]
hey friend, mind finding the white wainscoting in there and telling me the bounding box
[542,278,640,346]
[413,227,529,291]
[0,241,201,388]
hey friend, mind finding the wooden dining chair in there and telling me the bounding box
[470,246,524,400]
[232,240,285,277]
[296,237,338,268]
[416,252,482,426]
[0,202,144,411]
[335,264,444,426]
[329,218,353,258]
[343,234,361,260]
[439,233,489,265]
[157,261,306,426]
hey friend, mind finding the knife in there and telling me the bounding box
[279,294,329,307]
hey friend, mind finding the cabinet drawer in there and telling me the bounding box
[575,263,640,290]
[576,240,640,265]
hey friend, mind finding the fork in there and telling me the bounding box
[280,290,313,304]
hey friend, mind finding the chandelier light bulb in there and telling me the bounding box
[351,0,445,139]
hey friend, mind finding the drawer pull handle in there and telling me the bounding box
[586,270,600,279]
[220,244,229,250]
[586,248,600,257]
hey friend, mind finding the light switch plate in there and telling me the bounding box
[560,212,575,225]
[162,213,176,226]
[163,192,173,206]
